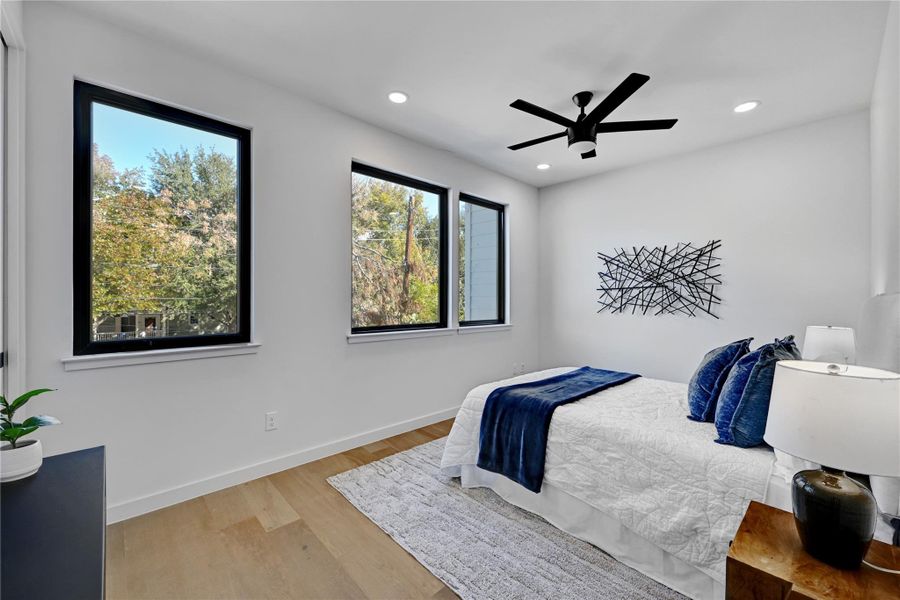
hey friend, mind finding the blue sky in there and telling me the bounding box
[93,102,237,176]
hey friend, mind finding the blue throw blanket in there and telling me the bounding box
[477,367,640,493]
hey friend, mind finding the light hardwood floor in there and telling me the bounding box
[106,420,457,600]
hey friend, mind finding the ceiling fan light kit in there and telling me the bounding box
[507,73,677,161]
[568,139,596,154]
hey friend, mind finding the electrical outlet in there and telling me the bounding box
[265,411,278,431]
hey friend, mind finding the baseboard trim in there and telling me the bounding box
[106,405,459,524]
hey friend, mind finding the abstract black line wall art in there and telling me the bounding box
[596,241,722,318]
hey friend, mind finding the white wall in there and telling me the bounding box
[870,1,900,295]
[23,2,540,519]
[0,0,23,39]
[538,112,871,382]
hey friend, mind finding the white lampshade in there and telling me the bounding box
[802,325,856,363]
[764,361,900,476]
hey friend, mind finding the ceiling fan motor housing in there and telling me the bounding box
[567,123,597,152]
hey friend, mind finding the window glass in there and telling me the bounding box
[459,195,504,325]
[351,164,446,332]
[74,82,250,354]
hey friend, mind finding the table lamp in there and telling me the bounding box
[802,325,856,363]
[764,360,900,569]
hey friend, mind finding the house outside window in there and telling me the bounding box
[459,194,505,326]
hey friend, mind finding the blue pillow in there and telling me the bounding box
[729,337,801,448]
[715,335,794,444]
[714,347,766,443]
[687,338,753,422]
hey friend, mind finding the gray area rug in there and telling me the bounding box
[328,438,686,600]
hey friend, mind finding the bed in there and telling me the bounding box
[441,367,794,600]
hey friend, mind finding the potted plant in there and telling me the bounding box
[1,389,60,483]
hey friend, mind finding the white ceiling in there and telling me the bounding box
[67,1,890,187]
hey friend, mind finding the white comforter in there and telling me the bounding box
[441,367,775,582]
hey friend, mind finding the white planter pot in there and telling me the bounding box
[0,439,43,483]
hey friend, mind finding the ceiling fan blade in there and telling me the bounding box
[581,149,596,159]
[507,131,567,150]
[510,99,575,128]
[595,119,678,133]
[585,73,650,125]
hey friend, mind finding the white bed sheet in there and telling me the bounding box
[441,367,785,599]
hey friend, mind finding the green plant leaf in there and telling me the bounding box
[0,425,38,443]
[0,396,7,408]
[8,389,55,413]
[22,415,61,428]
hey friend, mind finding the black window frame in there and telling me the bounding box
[350,161,448,334]
[458,193,506,327]
[73,81,252,356]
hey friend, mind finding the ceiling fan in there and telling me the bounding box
[507,73,677,159]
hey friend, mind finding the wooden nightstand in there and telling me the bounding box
[726,501,900,599]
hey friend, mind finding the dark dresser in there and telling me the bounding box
[1,446,106,599]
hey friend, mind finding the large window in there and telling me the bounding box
[351,163,447,333]
[458,194,505,326]
[73,82,251,355]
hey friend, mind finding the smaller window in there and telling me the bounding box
[459,194,505,326]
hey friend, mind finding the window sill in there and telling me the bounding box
[346,324,512,343]
[61,342,261,371]
[457,323,512,335]
[347,328,455,344]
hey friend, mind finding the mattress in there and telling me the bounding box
[441,367,784,598]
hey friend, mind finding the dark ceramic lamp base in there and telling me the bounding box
[792,468,877,570]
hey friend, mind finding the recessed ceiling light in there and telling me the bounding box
[734,100,760,113]
[536,163,551,170]
[388,91,408,104]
